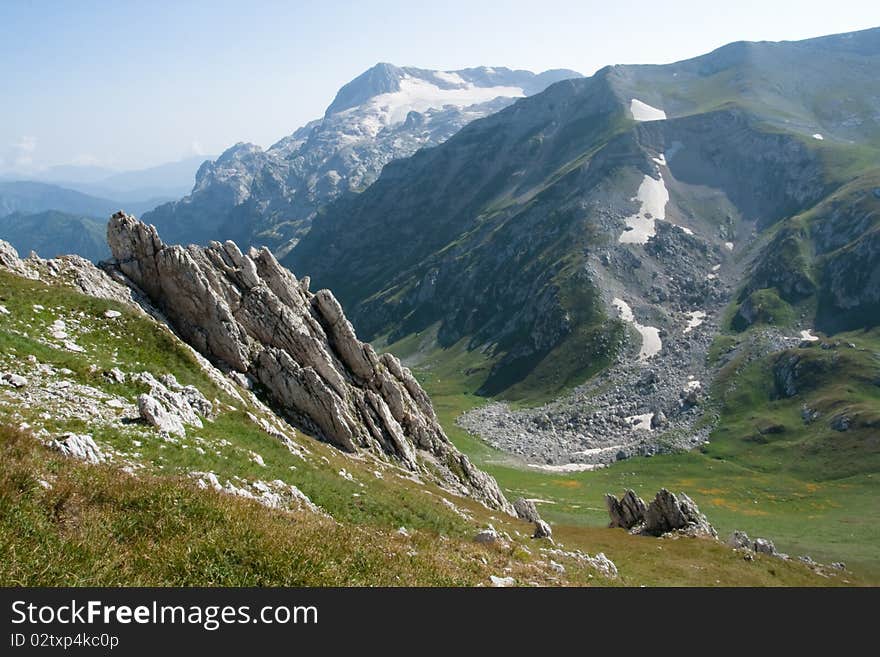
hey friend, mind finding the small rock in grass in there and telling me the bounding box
[474,527,500,544]
[1,372,27,388]
[104,309,122,319]
[49,433,104,464]
[489,575,516,587]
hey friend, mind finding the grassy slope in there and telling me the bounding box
[0,271,854,586]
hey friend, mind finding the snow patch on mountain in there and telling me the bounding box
[358,75,526,131]
[619,174,669,244]
[612,298,662,360]
[630,98,667,121]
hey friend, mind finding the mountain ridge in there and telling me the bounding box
[142,63,583,254]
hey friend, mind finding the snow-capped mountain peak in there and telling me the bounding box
[143,63,582,253]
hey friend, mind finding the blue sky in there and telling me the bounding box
[1,0,876,173]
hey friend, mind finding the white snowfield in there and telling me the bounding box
[527,462,605,473]
[357,75,525,131]
[684,310,706,333]
[800,329,819,342]
[612,297,662,360]
[812,133,824,140]
[630,98,667,122]
[625,413,654,432]
[619,174,670,244]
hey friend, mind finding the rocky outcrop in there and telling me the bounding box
[606,489,648,530]
[513,497,541,523]
[643,489,717,538]
[106,212,513,513]
[606,488,717,538]
[134,372,214,437]
[48,433,105,464]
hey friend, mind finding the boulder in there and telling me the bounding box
[532,519,553,539]
[513,497,541,523]
[49,433,104,464]
[489,575,516,587]
[643,489,717,538]
[138,393,186,437]
[727,530,752,550]
[473,528,501,544]
[1,372,27,388]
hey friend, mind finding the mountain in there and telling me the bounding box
[142,64,582,256]
[0,181,121,218]
[288,27,880,476]
[0,180,168,219]
[0,181,173,260]
[0,211,108,262]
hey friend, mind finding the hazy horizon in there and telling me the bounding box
[2,0,876,175]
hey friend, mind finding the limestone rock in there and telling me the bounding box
[513,497,541,523]
[754,537,777,555]
[133,372,210,437]
[138,394,186,437]
[606,489,647,530]
[1,372,27,388]
[473,527,501,544]
[49,433,104,464]
[106,212,513,513]
[532,519,553,539]
[489,575,516,587]
[727,530,753,550]
[643,488,717,538]
[586,552,618,579]
[607,488,716,538]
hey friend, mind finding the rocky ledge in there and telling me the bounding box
[105,212,512,513]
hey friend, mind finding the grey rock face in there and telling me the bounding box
[643,489,717,538]
[607,488,716,538]
[606,489,648,530]
[513,497,541,523]
[106,212,513,513]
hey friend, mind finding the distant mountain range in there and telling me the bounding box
[19,155,209,203]
[142,64,582,255]
[0,157,208,261]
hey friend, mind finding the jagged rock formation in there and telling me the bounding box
[106,212,513,513]
[606,489,648,530]
[606,488,717,538]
